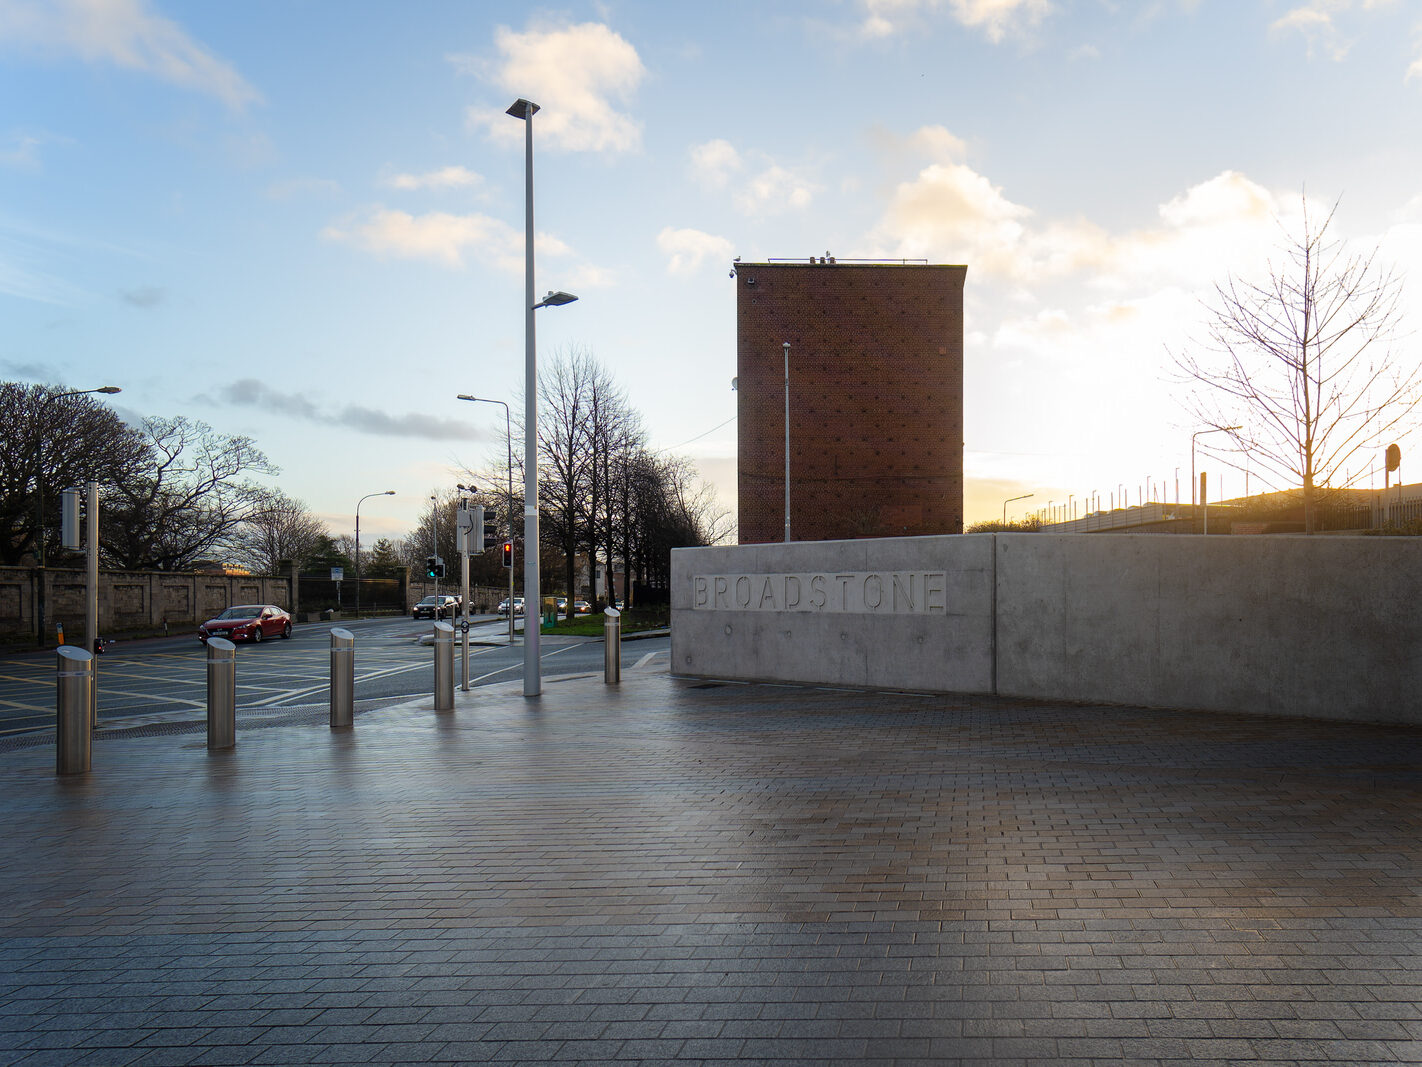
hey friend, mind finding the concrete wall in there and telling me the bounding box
[672,534,1422,725]
[674,537,993,694]
[0,566,295,641]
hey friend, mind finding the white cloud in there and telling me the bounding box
[1269,0,1403,62]
[1270,3,1349,60]
[868,131,1285,290]
[0,0,261,110]
[870,159,1035,273]
[459,21,645,153]
[0,132,41,169]
[856,0,1054,42]
[657,227,733,276]
[382,166,485,192]
[689,139,741,187]
[688,138,819,215]
[908,125,968,163]
[321,208,569,272]
[735,165,818,215]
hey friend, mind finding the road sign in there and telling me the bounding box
[330,567,344,582]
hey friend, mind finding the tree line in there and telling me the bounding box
[409,348,730,612]
[3,365,729,596]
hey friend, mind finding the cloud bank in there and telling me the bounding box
[211,380,485,440]
[0,0,261,110]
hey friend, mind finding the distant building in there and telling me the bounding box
[735,259,965,544]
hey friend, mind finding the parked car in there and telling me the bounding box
[555,597,568,612]
[198,604,292,644]
[497,597,526,616]
[573,600,591,615]
[412,595,460,620]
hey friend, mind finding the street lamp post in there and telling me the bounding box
[1191,425,1242,513]
[354,490,395,618]
[783,341,791,543]
[508,96,578,697]
[1002,493,1033,524]
[456,394,516,642]
[33,385,121,648]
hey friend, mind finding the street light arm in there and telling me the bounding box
[1002,492,1034,524]
[1191,425,1243,507]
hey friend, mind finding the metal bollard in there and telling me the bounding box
[433,620,454,710]
[604,608,621,685]
[56,645,93,775]
[206,637,236,749]
[330,627,354,728]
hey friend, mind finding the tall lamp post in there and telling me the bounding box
[1191,425,1241,511]
[782,341,792,542]
[354,490,394,618]
[508,95,578,697]
[34,385,121,648]
[1002,493,1033,524]
[457,394,517,642]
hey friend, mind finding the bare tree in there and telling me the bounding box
[226,488,328,575]
[537,349,596,618]
[102,416,278,570]
[1177,197,1417,532]
[0,382,147,566]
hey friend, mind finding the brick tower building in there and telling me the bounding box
[735,259,965,544]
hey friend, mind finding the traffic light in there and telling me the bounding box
[434,561,446,579]
[425,556,437,579]
[501,541,513,568]
[470,504,485,553]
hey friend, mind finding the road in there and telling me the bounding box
[0,615,670,737]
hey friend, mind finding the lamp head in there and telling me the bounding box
[534,290,578,308]
[506,98,539,120]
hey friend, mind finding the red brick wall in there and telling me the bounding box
[736,262,965,543]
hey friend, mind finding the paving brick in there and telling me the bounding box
[0,672,1417,1065]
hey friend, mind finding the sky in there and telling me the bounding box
[4,0,1422,544]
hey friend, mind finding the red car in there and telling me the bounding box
[198,604,292,644]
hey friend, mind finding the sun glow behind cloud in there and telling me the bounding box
[457,20,646,153]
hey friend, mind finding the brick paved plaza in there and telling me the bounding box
[1,669,1419,1065]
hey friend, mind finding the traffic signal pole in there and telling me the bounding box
[506,541,515,643]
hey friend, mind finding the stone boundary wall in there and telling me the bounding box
[671,534,1422,725]
[0,566,294,640]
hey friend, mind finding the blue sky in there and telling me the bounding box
[4,0,1422,540]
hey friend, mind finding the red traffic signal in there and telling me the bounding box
[501,541,513,568]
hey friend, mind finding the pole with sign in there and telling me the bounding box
[456,503,482,690]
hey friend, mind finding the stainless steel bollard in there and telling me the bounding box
[56,645,93,775]
[433,620,455,710]
[330,627,354,728]
[604,607,621,685]
[206,637,236,749]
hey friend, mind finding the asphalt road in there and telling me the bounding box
[0,615,670,737]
